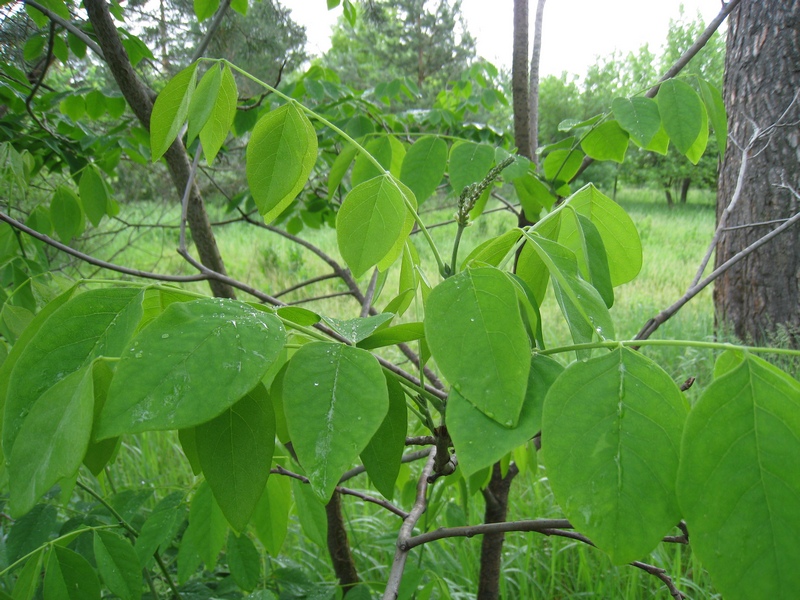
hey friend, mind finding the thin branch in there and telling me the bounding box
[286,291,354,306]
[405,436,436,446]
[23,0,104,59]
[636,208,800,341]
[405,519,571,550]
[339,448,432,484]
[190,0,233,63]
[383,449,437,600]
[271,465,408,519]
[274,273,339,298]
[0,212,209,283]
[360,269,379,317]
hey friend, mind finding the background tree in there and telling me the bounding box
[322,0,475,105]
[714,0,800,346]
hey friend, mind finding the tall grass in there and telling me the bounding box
[83,185,722,598]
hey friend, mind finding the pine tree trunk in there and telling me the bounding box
[714,0,800,346]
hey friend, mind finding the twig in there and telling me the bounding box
[360,269,379,317]
[338,448,432,484]
[286,291,354,306]
[23,0,105,59]
[274,273,339,298]
[190,0,233,63]
[405,519,571,549]
[405,436,436,446]
[382,449,437,600]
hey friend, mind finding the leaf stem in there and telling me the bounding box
[539,339,800,357]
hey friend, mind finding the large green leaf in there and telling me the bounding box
[448,355,562,477]
[336,175,408,278]
[4,288,142,456]
[135,492,185,566]
[43,546,101,600]
[199,65,237,165]
[291,478,327,548]
[251,475,290,556]
[698,78,727,158]
[246,103,318,223]
[677,354,800,600]
[327,143,358,199]
[684,101,708,165]
[8,366,93,517]
[12,548,44,600]
[542,347,687,564]
[196,383,275,531]
[78,166,109,227]
[448,141,494,195]
[656,79,705,156]
[50,186,84,242]
[513,174,556,222]
[187,65,222,145]
[460,229,522,271]
[425,267,530,427]
[360,374,407,498]
[561,184,642,286]
[83,360,119,475]
[193,0,220,21]
[580,120,629,163]
[150,63,197,161]
[542,149,583,185]
[320,313,394,344]
[227,531,260,591]
[283,342,389,501]
[97,299,285,438]
[399,136,447,204]
[559,210,614,307]
[351,135,395,186]
[611,97,661,148]
[93,531,142,600]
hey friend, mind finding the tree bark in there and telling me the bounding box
[528,0,546,164]
[512,0,531,161]
[476,463,519,600]
[325,493,360,594]
[679,177,691,204]
[84,0,236,299]
[714,0,800,346]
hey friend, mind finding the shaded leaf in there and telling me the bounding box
[43,546,100,600]
[93,531,142,600]
[360,374,407,498]
[251,475,290,556]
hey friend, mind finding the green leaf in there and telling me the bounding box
[559,211,614,307]
[580,120,629,163]
[67,32,87,59]
[8,367,92,517]
[399,136,447,204]
[178,427,202,475]
[79,166,108,227]
[611,97,661,148]
[461,230,522,271]
[187,65,223,146]
[23,36,46,62]
[12,548,45,600]
[561,184,642,286]
[448,141,494,195]
[698,78,727,158]
[657,79,704,155]
[177,482,227,582]
[230,0,247,15]
[84,91,107,120]
[6,505,58,563]
[93,531,142,600]
[357,322,425,350]
[251,475,290,556]
[283,342,389,501]
[50,186,84,242]
[336,175,408,278]
[425,267,531,427]
[194,0,220,21]
[4,288,142,457]
[542,347,687,565]
[542,149,583,185]
[351,135,394,186]
[513,174,556,221]
[136,492,184,565]
[448,355,562,477]
[495,147,530,180]
[677,355,800,600]
[227,531,260,591]
[150,63,198,162]
[83,360,119,475]
[291,478,327,548]
[360,374,407,498]
[327,143,358,199]
[320,313,394,344]
[523,233,614,349]
[59,95,85,122]
[98,299,285,438]
[43,546,101,600]
[196,384,275,531]
[684,100,708,165]
[246,103,318,223]
[199,65,237,165]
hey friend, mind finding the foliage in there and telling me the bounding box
[0,1,796,600]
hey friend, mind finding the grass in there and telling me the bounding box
[78,184,724,598]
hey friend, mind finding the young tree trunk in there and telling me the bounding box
[325,493,360,594]
[679,177,691,204]
[476,463,519,600]
[714,0,800,346]
[84,0,236,300]
[528,0,546,164]
[512,0,531,161]
[665,187,674,207]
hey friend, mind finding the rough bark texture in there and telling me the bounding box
[512,0,531,161]
[325,493,360,594]
[476,463,519,600]
[714,0,800,345]
[84,0,236,299]
[528,0,546,164]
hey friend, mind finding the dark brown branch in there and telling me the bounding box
[338,448,432,484]
[405,519,572,549]
[286,291,354,306]
[190,0,233,62]
[274,273,339,298]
